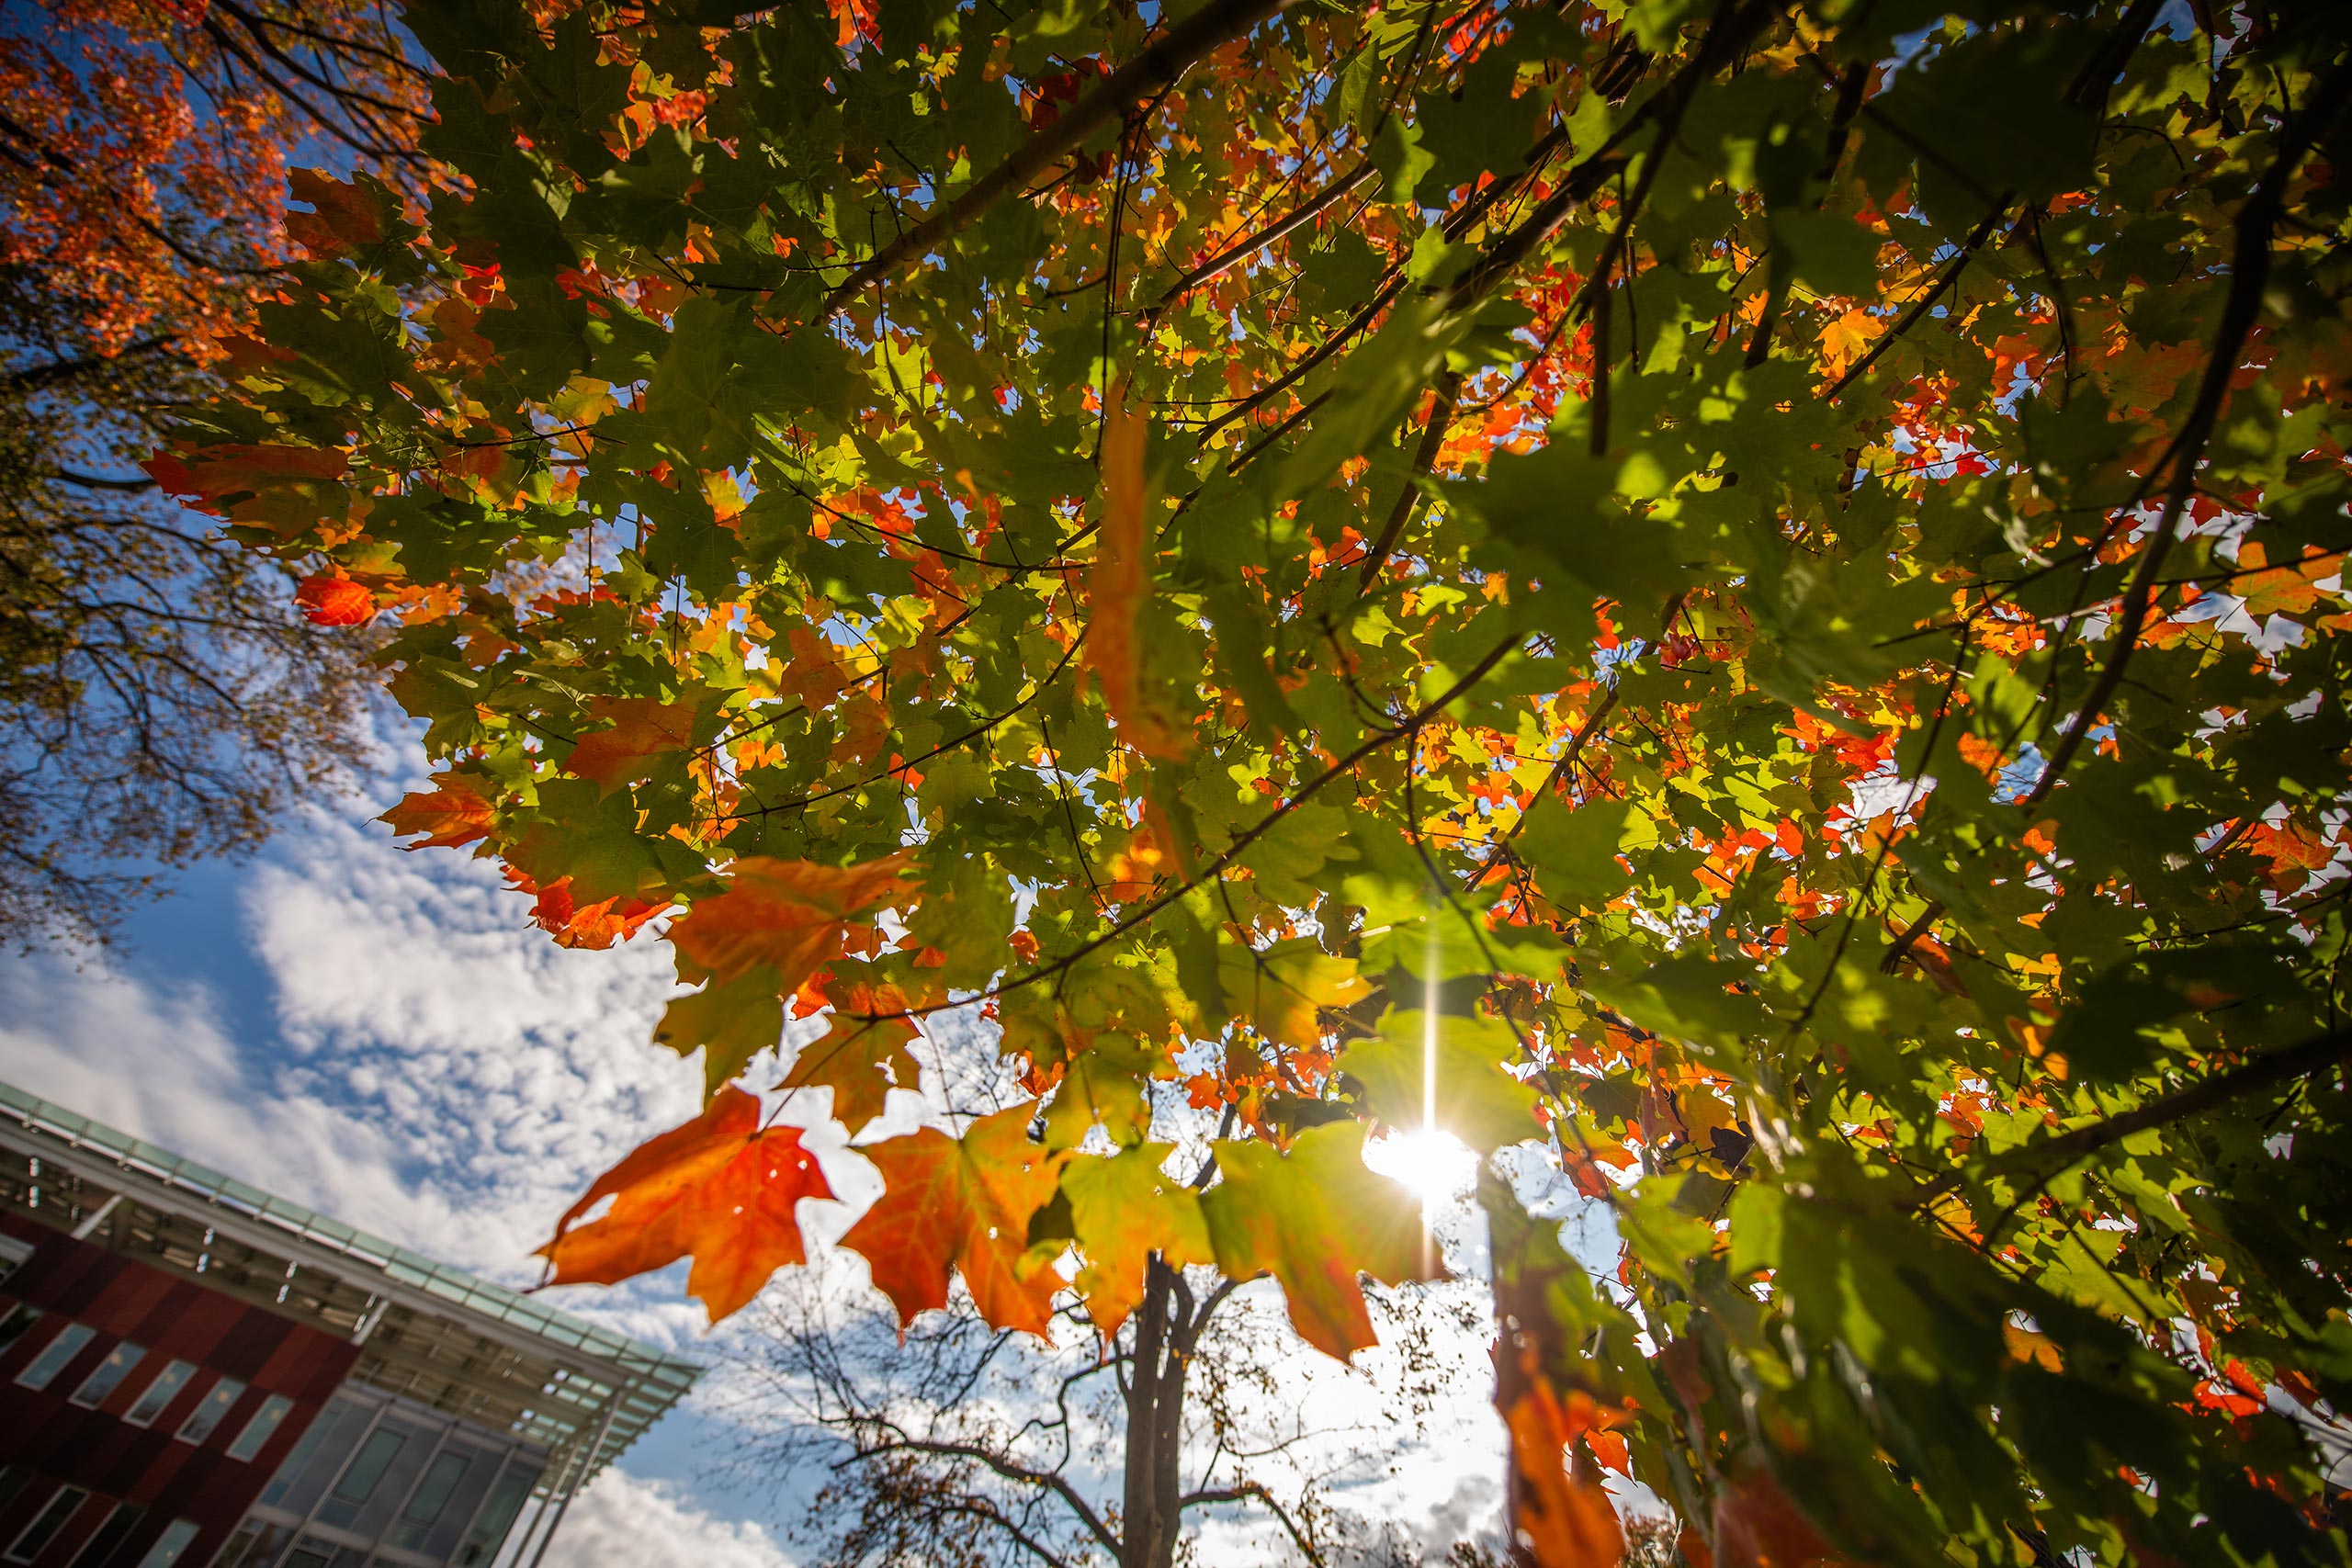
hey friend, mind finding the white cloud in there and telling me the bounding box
[555,1470,796,1568]
[244,802,695,1278]
[0,944,471,1248]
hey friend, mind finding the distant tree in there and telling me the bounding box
[736,1241,1496,1568]
[0,0,430,942]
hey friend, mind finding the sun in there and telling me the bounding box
[1363,1125,1480,1211]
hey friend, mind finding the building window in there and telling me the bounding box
[5,1486,90,1563]
[0,1234,30,1288]
[0,1305,39,1356]
[173,1376,244,1444]
[256,1396,366,1514]
[212,1524,291,1568]
[330,1427,405,1504]
[68,1340,146,1407]
[131,1519,198,1568]
[401,1450,469,1529]
[456,1466,537,1567]
[0,1469,25,1511]
[13,1321,94,1391]
[225,1393,295,1461]
[68,1503,143,1568]
[123,1359,196,1427]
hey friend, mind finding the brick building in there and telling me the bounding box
[0,1083,700,1568]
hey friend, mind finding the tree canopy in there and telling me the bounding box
[0,0,431,941]
[160,0,2352,1562]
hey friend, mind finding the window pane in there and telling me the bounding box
[6,1487,90,1563]
[132,1519,199,1568]
[217,1523,291,1568]
[0,1470,24,1511]
[124,1359,196,1426]
[259,1397,367,1514]
[413,1447,498,1558]
[403,1451,469,1525]
[456,1466,536,1567]
[69,1503,143,1568]
[175,1376,245,1443]
[69,1340,146,1407]
[330,1428,405,1503]
[226,1394,294,1462]
[15,1321,94,1390]
[0,1305,40,1355]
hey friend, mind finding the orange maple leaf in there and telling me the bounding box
[1712,1468,1839,1568]
[669,852,914,993]
[1816,308,1883,375]
[520,874,666,950]
[285,168,387,254]
[564,694,708,793]
[781,984,923,1134]
[145,443,349,505]
[540,1086,833,1323]
[1504,1380,1627,1568]
[840,1104,1068,1337]
[296,574,375,626]
[380,774,495,851]
[1084,377,1188,760]
[827,0,881,49]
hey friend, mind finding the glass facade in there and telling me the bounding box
[0,1080,699,1568]
[216,1387,549,1568]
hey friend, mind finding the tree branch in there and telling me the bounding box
[858,1437,1122,1558]
[937,1499,1075,1568]
[820,0,1297,321]
[1355,367,1461,592]
[1916,1026,2352,1207]
[2026,57,2350,803]
[1147,158,1376,320]
[1177,1479,1319,1562]
[858,629,1525,1024]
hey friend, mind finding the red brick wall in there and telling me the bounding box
[0,1212,359,1566]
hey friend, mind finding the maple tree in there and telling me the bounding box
[0,0,429,940]
[165,0,2352,1563]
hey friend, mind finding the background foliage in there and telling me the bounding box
[163,0,2352,1562]
[0,0,429,941]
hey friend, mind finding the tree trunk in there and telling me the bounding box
[1119,1255,1193,1568]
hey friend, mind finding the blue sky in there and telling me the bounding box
[0,722,1564,1563]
